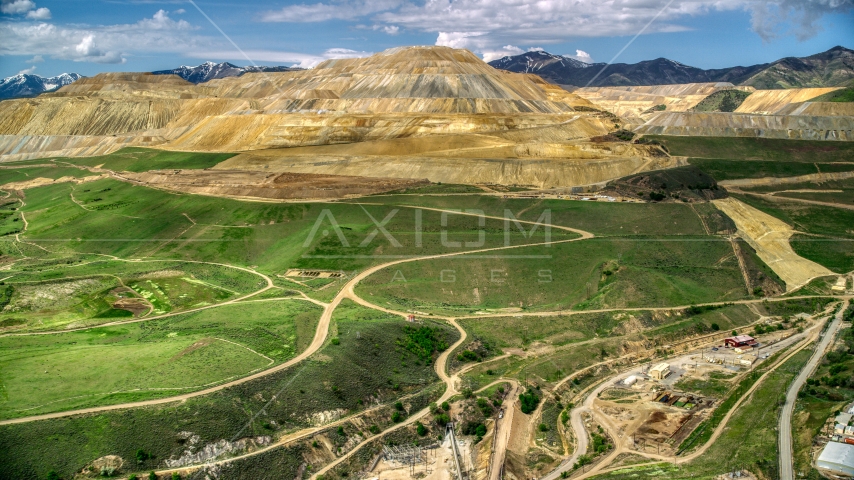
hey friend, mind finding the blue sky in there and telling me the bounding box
[1,0,852,78]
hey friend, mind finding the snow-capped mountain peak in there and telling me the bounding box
[152,61,299,84]
[0,72,82,100]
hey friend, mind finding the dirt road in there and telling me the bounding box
[488,381,520,480]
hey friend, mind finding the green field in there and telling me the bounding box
[354,196,709,236]
[356,237,750,315]
[688,158,854,181]
[739,176,854,205]
[0,259,267,331]
[674,371,737,398]
[0,300,321,418]
[0,165,94,185]
[13,178,571,274]
[645,136,854,162]
[460,304,756,352]
[52,147,236,172]
[0,300,457,479]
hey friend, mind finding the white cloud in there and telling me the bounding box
[27,54,43,62]
[435,31,488,50]
[173,8,186,14]
[18,65,36,74]
[1,0,35,14]
[746,0,854,41]
[0,10,210,65]
[481,45,524,62]
[528,47,544,52]
[567,49,593,63]
[261,0,401,22]
[25,6,49,19]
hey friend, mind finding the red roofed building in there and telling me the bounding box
[724,335,757,347]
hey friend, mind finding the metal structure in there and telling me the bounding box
[382,444,425,468]
[447,423,466,480]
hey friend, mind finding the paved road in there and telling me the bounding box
[779,300,848,480]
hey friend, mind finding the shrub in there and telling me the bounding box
[331,338,340,345]
[47,471,59,480]
[369,425,381,434]
[136,449,150,463]
[149,472,157,480]
[129,476,138,480]
[171,473,181,480]
[520,388,540,414]
[392,411,404,423]
[416,422,428,436]
[711,323,720,331]
[435,413,450,426]
[441,401,450,411]
[395,401,404,411]
[538,423,549,432]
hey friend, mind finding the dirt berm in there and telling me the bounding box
[631,111,854,141]
[712,197,832,291]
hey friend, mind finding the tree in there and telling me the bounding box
[394,401,404,411]
[732,330,738,336]
[441,401,450,411]
[148,473,157,480]
[710,322,720,331]
[47,471,59,480]
[416,421,428,436]
[392,411,403,423]
[136,449,150,463]
[519,389,540,414]
[435,413,450,426]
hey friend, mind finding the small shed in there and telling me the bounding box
[818,442,854,476]
[837,424,847,435]
[649,363,671,380]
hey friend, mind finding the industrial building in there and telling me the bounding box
[818,442,854,477]
[724,335,757,348]
[649,363,670,380]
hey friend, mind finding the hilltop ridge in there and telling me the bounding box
[490,46,854,88]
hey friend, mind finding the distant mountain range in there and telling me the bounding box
[0,73,83,100]
[489,46,854,88]
[152,61,302,84]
